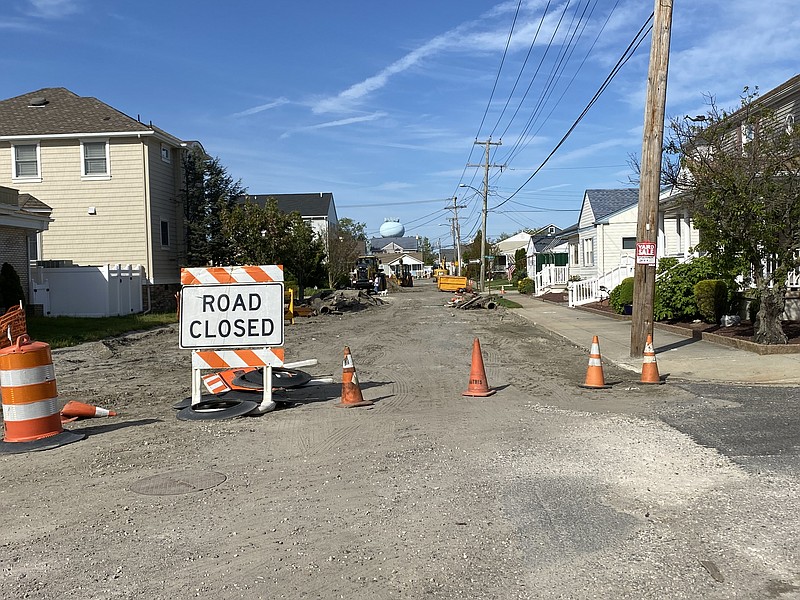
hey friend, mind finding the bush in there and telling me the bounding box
[653,256,727,321]
[0,262,25,310]
[609,277,634,314]
[693,279,728,324]
[517,277,534,295]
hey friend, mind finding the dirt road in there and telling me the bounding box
[2,280,798,599]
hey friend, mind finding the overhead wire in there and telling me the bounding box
[491,11,655,212]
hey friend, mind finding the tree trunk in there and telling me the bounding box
[753,287,787,345]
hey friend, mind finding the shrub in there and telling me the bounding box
[653,256,729,321]
[0,262,25,310]
[693,279,728,324]
[609,277,634,314]
[517,277,534,295]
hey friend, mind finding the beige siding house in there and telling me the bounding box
[0,88,194,310]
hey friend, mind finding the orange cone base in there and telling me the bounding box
[579,382,612,389]
[463,387,496,397]
[639,375,665,385]
[334,399,374,408]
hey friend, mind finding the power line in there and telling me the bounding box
[491,12,655,211]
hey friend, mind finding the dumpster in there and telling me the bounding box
[437,276,469,292]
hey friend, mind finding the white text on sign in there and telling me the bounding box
[179,283,285,349]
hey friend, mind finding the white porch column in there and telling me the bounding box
[657,210,666,258]
[682,208,691,256]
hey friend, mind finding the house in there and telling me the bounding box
[0,186,52,309]
[494,231,533,276]
[368,236,419,254]
[0,87,195,311]
[384,253,425,279]
[525,225,569,280]
[244,193,339,246]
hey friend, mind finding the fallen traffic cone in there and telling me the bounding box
[335,347,373,408]
[463,338,496,397]
[640,334,664,384]
[61,400,117,419]
[580,336,611,389]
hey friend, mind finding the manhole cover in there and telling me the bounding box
[130,470,226,496]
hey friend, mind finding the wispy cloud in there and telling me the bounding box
[231,98,289,118]
[280,112,386,139]
[26,0,81,18]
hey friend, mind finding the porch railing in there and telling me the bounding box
[534,265,569,295]
[568,263,635,307]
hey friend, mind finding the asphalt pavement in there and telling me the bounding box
[508,291,800,386]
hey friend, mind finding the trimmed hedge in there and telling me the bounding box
[693,279,728,324]
[609,277,634,314]
[517,277,534,295]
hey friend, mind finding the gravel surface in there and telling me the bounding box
[1,280,798,599]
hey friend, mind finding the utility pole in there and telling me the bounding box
[631,0,673,357]
[447,196,466,276]
[468,138,504,292]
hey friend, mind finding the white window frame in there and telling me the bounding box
[786,114,795,135]
[160,218,170,248]
[11,141,42,182]
[81,139,110,179]
[582,238,594,266]
[160,143,171,163]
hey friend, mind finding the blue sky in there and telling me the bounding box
[3,1,799,247]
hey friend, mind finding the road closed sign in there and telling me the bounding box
[179,283,284,349]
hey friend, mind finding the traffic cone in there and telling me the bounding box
[580,336,611,389]
[640,334,664,384]
[335,347,373,408]
[463,338,496,397]
[61,400,117,419]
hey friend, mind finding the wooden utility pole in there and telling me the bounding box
[447,196,466,276]
[631,0,673,357]
[468,138,504,292]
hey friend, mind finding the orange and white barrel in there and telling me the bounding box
[0,335,64,443]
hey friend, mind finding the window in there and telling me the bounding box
[160,144,171,163]
[160,219,170,248]
[582,238,594,266]
[622,237,636,250]
[741,123,755,153]
[81,140,109,177]
[787,114,795,135]
[13,143,40,180]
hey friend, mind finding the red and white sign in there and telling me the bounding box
[635,241,657,265]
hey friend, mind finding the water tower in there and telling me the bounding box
[379,218,405,238]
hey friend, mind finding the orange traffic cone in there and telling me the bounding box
[335,347,373,408]
[580,336,611,389]
[640,334,664,384]
[61,400,117,419]
[463,338,495,397]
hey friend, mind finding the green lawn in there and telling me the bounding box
[26,312,178,349]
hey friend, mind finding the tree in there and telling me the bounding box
[282,212,326,301]
[663,89,800,344]
[182,146,246,267]
[326,217,366,289]
[418,237,436,265]
[219,198,326,301]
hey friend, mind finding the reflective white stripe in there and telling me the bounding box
[0,364,56,387]
[343,353,354,369]
[2,397,60,421]
[588,357,603,367]
[202,374,231,394]
[643,355,657,364]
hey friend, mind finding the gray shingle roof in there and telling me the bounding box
[0,88,153,136]
[585,189,639,222]
[245,193,334,218]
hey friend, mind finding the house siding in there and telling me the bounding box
[0,137,150,270]
[146,138,184,284]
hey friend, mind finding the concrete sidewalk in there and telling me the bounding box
[508,292,800,386]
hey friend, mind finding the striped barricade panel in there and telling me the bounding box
[192,348,285,369]
[181,265,284,286]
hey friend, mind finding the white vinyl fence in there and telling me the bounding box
[31,264,144,317]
